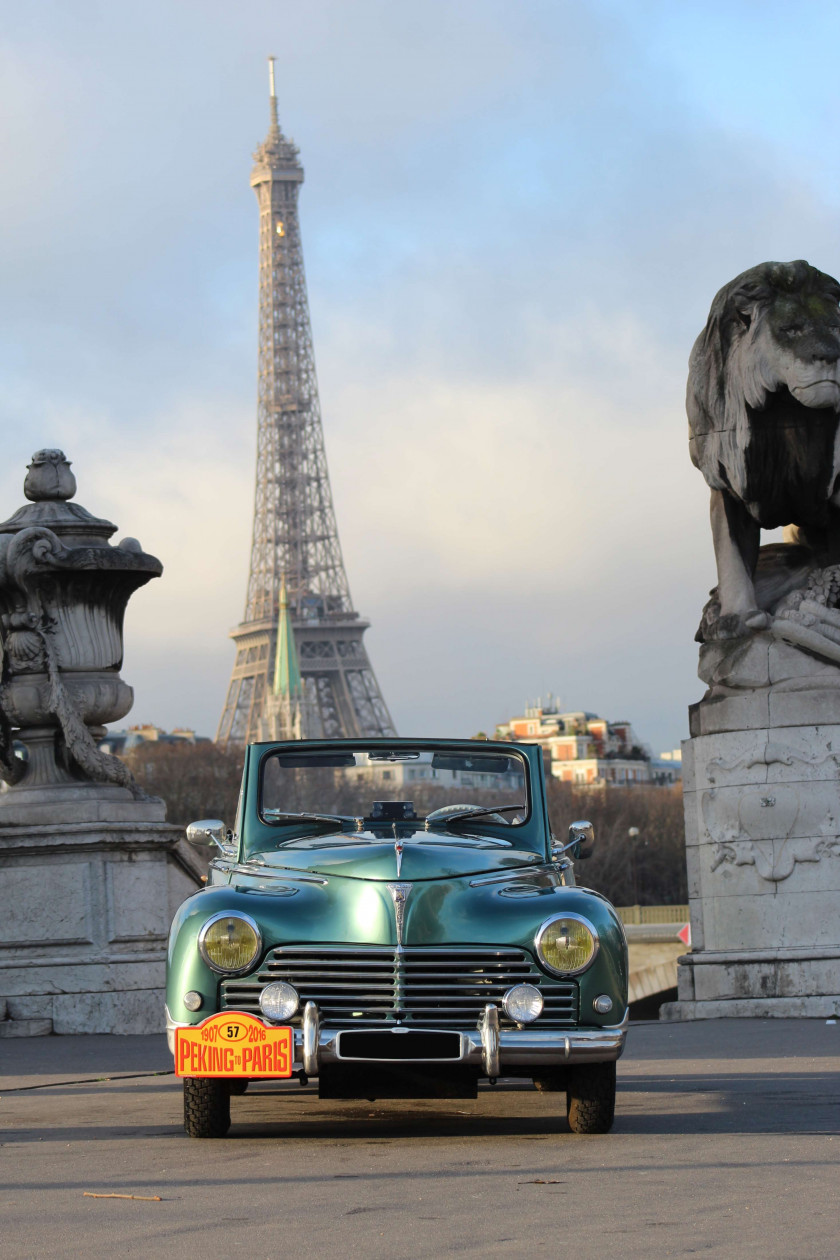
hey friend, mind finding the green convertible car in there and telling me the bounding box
[166,738,629,1137]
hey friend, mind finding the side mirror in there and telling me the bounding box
[569,820,594,859]
[186,819,231,853]
[552,819,595,862]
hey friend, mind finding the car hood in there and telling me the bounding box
[244,827,543,881]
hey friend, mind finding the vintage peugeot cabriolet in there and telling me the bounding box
[167,738,628,1137]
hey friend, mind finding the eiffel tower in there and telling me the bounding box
[217,60,396,746]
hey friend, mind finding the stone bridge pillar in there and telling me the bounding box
[666,636,840,1018]
[664,258,840,1020]
[0,451,200,1035]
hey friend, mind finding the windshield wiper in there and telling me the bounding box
[432,804,526,826]
[262,810,361,828]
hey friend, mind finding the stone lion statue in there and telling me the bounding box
[688,259,840,640]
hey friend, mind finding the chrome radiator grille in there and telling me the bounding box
[221,945,578,1027]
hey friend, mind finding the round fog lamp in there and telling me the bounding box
[502,983,544,1024]
[183,990,203,1012]
[259,981,300,1023]
[198,913,261,974]
[593,994,613,1015]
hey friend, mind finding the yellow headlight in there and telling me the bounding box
[537,915,597,975]
[199,914,261,974]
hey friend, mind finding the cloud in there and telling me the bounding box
[1,0,839,755]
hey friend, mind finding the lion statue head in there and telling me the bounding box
[688,260,840,527]
[687,261,840,645]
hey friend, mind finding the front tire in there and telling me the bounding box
[566,1061,616,1134]
[183,1078,231,1138]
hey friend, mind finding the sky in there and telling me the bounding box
[1,0,840,754]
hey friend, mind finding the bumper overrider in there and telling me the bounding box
[166,1002,629,1078]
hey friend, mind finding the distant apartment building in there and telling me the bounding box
[495,703,680,788]
[100,725,208,756]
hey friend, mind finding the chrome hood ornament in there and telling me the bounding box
[386,882,412,946]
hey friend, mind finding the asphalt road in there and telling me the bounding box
[2,1019,838,1259]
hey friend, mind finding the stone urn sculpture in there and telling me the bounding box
[0,449,162,823]
[0,450,202,1035]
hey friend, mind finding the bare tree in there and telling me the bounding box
[547,781,687,905]
[124,742,245,828]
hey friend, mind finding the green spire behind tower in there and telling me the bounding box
[273,580,302,698]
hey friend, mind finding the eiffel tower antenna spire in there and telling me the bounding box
[267,55,279,128]
[216,64,396,746]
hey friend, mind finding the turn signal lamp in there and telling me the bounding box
[198,913,261,975]
[536,914,598,975]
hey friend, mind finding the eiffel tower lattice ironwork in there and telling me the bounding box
[217,60,396,746]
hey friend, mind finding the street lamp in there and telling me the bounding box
[628,826,640,906]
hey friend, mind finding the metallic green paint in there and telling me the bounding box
[243,833,542,882]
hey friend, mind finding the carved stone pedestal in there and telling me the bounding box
[0,451,201,1034]
[662,644,840,1019]
[0,811,203,1034]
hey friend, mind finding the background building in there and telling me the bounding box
[496,702,680,788]
[100,726,209,756]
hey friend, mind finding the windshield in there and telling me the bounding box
[259,746,529,833]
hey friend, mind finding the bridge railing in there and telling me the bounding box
[616,904,689,925]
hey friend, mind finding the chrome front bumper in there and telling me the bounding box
[166,1003,629,1077]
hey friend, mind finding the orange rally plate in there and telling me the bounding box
[175,1011,293,1078]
